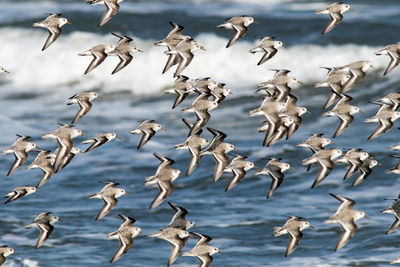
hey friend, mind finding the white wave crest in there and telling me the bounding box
[0,27,390,98]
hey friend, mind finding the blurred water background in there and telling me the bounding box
[0,0,400,266]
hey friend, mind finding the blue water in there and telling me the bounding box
[0,0,400,266]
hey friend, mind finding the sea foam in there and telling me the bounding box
[0,27,390,98]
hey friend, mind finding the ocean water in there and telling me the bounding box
[0,0,400,266]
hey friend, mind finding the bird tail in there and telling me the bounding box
[88,193,100,199]
[144,176,156,186]
[24,223,36,229]
[273,227,283,237]
[380,208,394,214]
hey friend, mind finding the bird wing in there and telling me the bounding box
[191,232,212,245]
[368,118,392,140]
[333,113,353,138]
[225,167,246,191]
[189,109,210,136]
[330,193,356,212]
[83,48,108,75]
[98,0,119,27]
[72,99,92,124]
[174,50,194,77]
[286,229,303,257]
[96,196,117,220]
[42,26,62,51]
[137,129,156,149]
[149,180,173,209]
[36,223,54,248]
[213,152,228,182]
[227,23,247,48]
[110,233,133,263]
[4,190,21,204]
[266,166,284,198]
[198,254,213,267]
[186,146,201,176]
[322,11,343,34]
[335,220,357,251]
[162,47,179,74]
[7,150,27,176]
[257,47,277,65]
[54,137,73,168]
[386,218,400,235]
[311,158,333,188]
[36,168,54,188]
[384,51,400,76]
[168,201,188,227]
[112,53,133,74]
[167,235,187,266]
[85,136,108,153]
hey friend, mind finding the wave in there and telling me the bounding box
[0,27,391,98]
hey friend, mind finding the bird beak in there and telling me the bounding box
[4,70,10,74]
[290,167,294,170]
[309,225,315,230]
[229,91,233,95]
[97,95,103,98]
[138,49,144,53]
[58,219,63,222]
[253,166,259,170]
[67,21,72,25]
[14,252,19,255]
[297,80,304,84]
[36,190,40,194]
[253,21,259,24]
[81,132,87,136]
[179,173,183,177]
[306,111,311,114]
[125,192,130,195]
[378,163,382,166]
[200,46,207,51]
[115,136,122,140]
[282,43,286,47]
[349,7,354,10]
[364,215,369,219]
[161,127,166,130]
[218,250,223,254]
[233,148,238,151]
[194,224,198,228]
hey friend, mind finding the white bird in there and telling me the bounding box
[107,214,142,263]
[25,212,61,249]
[86,0,124,27]
[89,182,128,220]
[316,2,352,35]
[33,13,71,50]
[217,16,257,48]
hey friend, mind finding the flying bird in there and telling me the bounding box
[2,135,38,176]
[25,212,61,249]
[107,214,142,263]
[217,16,257,48]
[324,193,366,251]
[86,0,124,27]
[33,13,71,50]
[89,182,128,220]
[316,2,351,35]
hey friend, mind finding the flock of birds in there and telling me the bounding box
[1,1,400,266]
